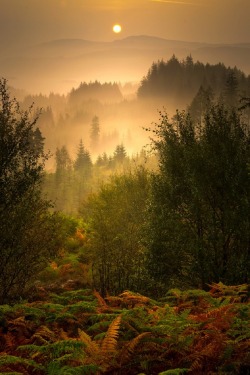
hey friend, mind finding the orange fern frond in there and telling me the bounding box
[190,352,204,372]
[4,333,17,352]
[101,315,121,354]
[119,332,151,364]
[78,328,99,357]
[31,325,56,344]
[119,291,150,307]
[93,289,108,310]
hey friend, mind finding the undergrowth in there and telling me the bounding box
[0,283,249,374]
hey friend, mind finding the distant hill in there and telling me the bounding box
[1,35,249,94]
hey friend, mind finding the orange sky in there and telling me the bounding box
[0,0,249,50]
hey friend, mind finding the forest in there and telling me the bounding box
[0,54,250,374]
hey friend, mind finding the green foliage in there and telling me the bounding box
[80,167,153,296]
[0,79,64,304]
[46,364,99,375]
[147,103,250,288]
[158,369,189,375]
[0,355,43,370]
[68,301,97,314]
[19,340,85,358]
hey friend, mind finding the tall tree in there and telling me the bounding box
[80,168,151,296]
[55,145,72,182]
[74,139,92,177]
[0,79,63,303]
[113,144,127,164]
[90,115,100,150]
[224,70,239,107]
[188,85,214,124]
[147,104,250,288]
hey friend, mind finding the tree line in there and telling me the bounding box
[138,55,250,107]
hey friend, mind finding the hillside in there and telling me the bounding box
[1,35,250,94]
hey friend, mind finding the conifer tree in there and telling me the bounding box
[90,115,100,150]
[74,139,92,177]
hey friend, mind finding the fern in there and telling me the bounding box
[14,305,46,321]
[46,363,99,375]
[119,332,151,364]
[68,301,97,314]
[93,332,106,341]
[89,313,119,324]
[50,289,95,305]
[158,369,189,375]
[228,305,250,342]
[78,329,99,357]
[0,354,43,371]
[101,315,121,354]
[87,320,115,334]
[118,291,151,307]
[19,340,85,360]
[31,325,56,345]
[0,305,17,316]
[93,290,108,310]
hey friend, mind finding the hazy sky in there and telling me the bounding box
[1,0,250,50]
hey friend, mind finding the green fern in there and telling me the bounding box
[49,290,95,305]
[0,305,16,317]
[19,340,85,360]
[46,363,99,375]
[0,354,44,371]
[87,320,114,334]
[68,301,97,314]
[93,332,106,340]
[89,313,119,324]
[119,332,151,364]
[158,369,189,375]
[0,372,23,375]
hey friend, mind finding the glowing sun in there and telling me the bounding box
[113,24,122,33]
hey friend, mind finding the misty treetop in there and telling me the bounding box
[69,81,123,105]
[138,55,250,107]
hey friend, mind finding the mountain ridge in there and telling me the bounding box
[1,35,249,94]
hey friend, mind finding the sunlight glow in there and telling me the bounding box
[113,24,122,33]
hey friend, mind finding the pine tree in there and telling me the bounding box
[90,115,100,150]
[224,70,239,107]
[74,139,92,177]
[55,145,72,182]
[113,144,127,164]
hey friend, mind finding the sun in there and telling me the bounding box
[113,24,122,34]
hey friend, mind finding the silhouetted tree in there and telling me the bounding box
[113,144,127,164]
[74,139,92,177]
[147,103,250,289]
[137,56,249,106]
[55,145,72,182]
[189,85,214,123]
[224,70,239,107]
[0,79,63,303]
[90,115,100,149]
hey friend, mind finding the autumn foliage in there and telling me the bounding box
[0,283,249,375]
